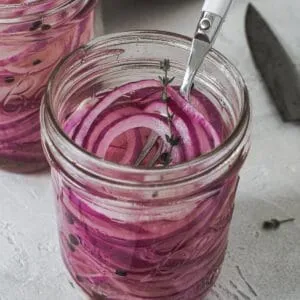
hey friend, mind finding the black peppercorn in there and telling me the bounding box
[32,59,42,66]
[115,269,127,277]
[4,76,15,83]
[41,24,52,31]
[65,212,75,224]
[67,241,75,252]
[68,233,80,246]
[29,20,42,31]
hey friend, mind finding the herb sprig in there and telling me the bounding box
[262,218,295,230]
[159,59,180,166]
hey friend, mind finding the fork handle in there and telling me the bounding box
[180,0,233,99]
[202,0,233,18]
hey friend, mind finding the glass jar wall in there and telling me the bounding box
[0,0,96,172]
[41,31,251,299]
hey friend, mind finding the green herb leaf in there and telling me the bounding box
[170,136,180,146]
[158,59,180,167]
[168,76,175,84]
[160,59,170,72]
[162,90,168,102]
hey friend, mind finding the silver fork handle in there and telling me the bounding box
[180,12,222,99]
[180,0,233,99]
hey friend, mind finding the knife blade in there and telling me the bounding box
[245,3,300,121]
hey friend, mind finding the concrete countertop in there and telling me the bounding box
[1,0,300,299]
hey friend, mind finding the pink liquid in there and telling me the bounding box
[63,83,229,167]
[53,81,241,299]
[0,0,95,172]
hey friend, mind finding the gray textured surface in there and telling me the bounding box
[1,0,300,299]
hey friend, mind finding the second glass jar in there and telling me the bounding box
[0,0,96,173]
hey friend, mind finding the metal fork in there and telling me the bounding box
[134,0,233,167]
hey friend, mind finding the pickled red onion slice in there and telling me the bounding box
[64,79,223,167]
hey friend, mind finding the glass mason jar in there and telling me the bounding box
[0,0,97,173]
[41,31,251,300]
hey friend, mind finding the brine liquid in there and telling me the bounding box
[0,1,95,172]
[57,176,238,300]
[53,81,239,299]
[63,81,229,167]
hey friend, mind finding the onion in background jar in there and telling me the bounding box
[0,0,97,173]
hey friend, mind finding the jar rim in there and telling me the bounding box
[43,30,251,179]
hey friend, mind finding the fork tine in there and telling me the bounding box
[134,131,159,167]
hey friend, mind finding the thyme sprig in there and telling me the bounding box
[159,59,180,166]
[262,218,295,230]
